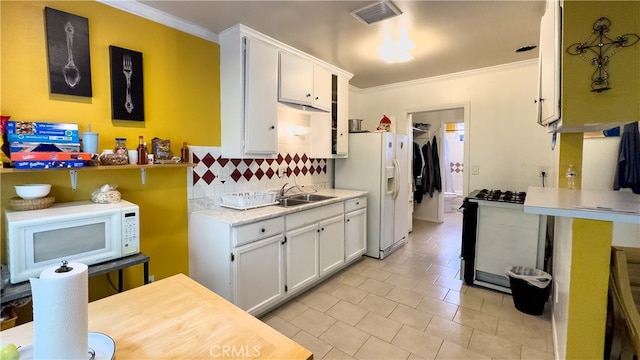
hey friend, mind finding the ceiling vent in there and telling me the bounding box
[351,1,402,25]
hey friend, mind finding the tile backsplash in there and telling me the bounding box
[187,146,331,211]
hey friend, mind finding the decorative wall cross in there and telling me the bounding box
[567,17,639,92]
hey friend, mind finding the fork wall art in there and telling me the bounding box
[45,7,93,97]
[109,46,144,121]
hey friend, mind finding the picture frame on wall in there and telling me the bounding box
[109,46,145,121]
[45,7,93,97]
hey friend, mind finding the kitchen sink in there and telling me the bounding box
[277,194,336,207]
[288,194,335,202]
[277,198,311,207]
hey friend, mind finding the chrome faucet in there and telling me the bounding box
[279,183,295,198]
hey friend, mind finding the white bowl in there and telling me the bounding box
[15,184,52,200]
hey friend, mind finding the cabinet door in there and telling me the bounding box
[345,208,367,263]
[279,52,313,105]
[309,113,332,159]
[334,75,349,156]
[286,224,319,295]
[244,37,279,154]
[536,0,561,126]
[312,65,332,111]
[319,215,345,276]
[233,234,284,315]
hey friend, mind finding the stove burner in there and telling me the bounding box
[473,189,526,204]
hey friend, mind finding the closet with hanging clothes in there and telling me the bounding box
[412,122,441,204]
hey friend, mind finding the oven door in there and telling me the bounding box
[460,198,478,284]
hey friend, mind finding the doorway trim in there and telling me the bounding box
[403,101,470,223]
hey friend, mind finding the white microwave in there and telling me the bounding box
[5,200,140,284]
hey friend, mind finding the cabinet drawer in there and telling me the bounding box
[234,217,284,247]
[345,197,367,213]
[286,203,343,230]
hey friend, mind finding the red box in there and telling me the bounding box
[11,152,93,161]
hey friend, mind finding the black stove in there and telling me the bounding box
[472,189,526,204]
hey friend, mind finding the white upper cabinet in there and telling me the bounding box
[244,38,279,154]
[312,65,332,111]
[220,25,278,158]
[310,74,350,158]
[536,0,561,127]
[279,52,331,112]
[220,24,353,159]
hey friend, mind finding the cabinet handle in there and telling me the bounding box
[317,229,320,233]
[321,227,325,231]
[269,125,275,130]
[315,96,319,100]
[306,93,311,98]
[261,228,266,233]
[356,202,359,205]
[347,219,350,222]
[534,98,544,104]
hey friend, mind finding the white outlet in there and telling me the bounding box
[471,165,479,175]
[539,166,550,177]
[149,275,155,283]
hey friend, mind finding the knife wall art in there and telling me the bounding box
[109,46,144,121]
[45,7,93,97]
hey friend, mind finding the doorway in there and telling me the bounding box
[405,103,469,224]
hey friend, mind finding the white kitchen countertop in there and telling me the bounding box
[524,186,640,224]
[191,189,368,226]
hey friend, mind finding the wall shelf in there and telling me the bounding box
[1,163,194,190]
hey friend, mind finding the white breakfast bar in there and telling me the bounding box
[524,186,640,359]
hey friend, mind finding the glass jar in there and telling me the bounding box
[114,138,128,155]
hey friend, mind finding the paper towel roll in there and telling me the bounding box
[30,262,89,360]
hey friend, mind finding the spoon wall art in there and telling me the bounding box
[45,7,93,97]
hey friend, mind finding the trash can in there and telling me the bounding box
[506,266,552,315]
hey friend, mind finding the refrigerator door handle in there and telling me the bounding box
[392,159,400,200]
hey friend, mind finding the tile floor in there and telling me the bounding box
[260,211,554,360]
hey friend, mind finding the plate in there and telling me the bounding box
[18,332,115,360]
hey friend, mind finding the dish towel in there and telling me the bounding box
[613,122,640,194]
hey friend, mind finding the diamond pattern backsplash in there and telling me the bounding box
[187,146,329,205]
[192,152,326,185]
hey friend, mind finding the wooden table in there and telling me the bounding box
[0,274,313,360]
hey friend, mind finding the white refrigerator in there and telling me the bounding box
[335,132,409,259]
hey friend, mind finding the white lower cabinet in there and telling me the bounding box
[285,224,319,295]
[234,235,285,314]
[345,208,367,262]
[189,197,365,317]
[319,215,345,276]
[345,197,367,262]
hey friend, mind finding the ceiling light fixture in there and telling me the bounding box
[351,1,402,25]
[378,28,415,64]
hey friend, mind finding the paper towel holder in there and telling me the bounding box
[55,260,73,273]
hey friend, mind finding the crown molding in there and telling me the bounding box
[97,0,219,43]
[354,59,538,93]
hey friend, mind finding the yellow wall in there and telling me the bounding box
[562,1,640,126]
[1,0,221,321]
[556,2,638,356]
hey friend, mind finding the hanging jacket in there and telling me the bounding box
[422,141,435,198]
[413,142,423,180]
[614,122,640,194]
[432,135,442,193]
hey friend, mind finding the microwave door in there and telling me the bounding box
[18,216,120,276]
